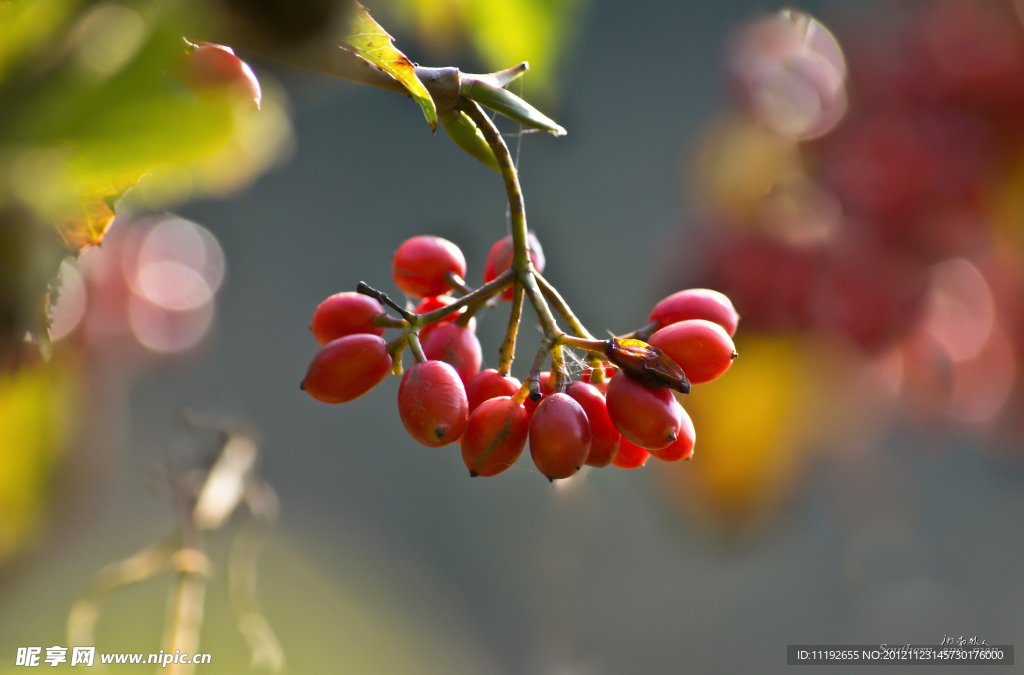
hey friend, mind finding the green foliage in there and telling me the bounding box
[383,0,586,95]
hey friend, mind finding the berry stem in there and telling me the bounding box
[559,334,611,354]
[522,340,552,401]
[618,320,660,342]
[534,273,595,340]
[534,272,605,375]
[460,100,565,342]
[462,98,606,365]
[407,332,427,363]
[550,344,570,392]
[458,100,529,271]
[498,281,524,376]
[445,271,473,296]
[415,268,513,326]
[372,314,409,329]
[386,335,409,375]
[357,282,415,321]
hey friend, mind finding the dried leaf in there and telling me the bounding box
[339,3,437,132]
[53,183,131,254]
[605,338,690,393]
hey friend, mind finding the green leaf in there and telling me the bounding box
[461,75,565,135]
[339,3,437,132]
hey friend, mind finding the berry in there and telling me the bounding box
[174,42,262,110]
[461,397,530,477]
[528,393,591,480]
[311,292,385,345]
[421,322,482,383]
[566,381,621,467]
[466,369,522,414]
[612,437,650,469]
[301,334,391,404]
[415,295,476,342]
[580,365,616,394]
[397,360,468,447]
[483,231,545,300]
[649,406,696,461]
[648,319,737,384]
[649,288,740,336]
[392,236,466,298]
[605,372,683,450]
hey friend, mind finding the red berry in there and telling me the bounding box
[566,381,621,468]
[483,231,545,300]
[612,437,650,469]
[579,365,615,394]
[174,42,262,110]
[397,360,468,447]
[605,372,683,450]
[466,369,522,414]
[529,393,591,480]
[311,292,385,345]
[649,288,739,336]
[421,322,482,384]
[392,236,466,298]
[649,406,695,461]
[461,397,530,477]
[648,319,737,384]
[415,295,476,342]
[301,334,391,404]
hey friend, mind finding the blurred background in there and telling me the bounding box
[2,0,1024,672]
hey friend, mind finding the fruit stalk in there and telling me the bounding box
[535,272,606,376]
[461,98,571,361]
[498,281,525,376]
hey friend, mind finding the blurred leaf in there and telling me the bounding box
[339,2,437,132]
[661,336,813,529]
[0,356,79,558]
[0,0,77,85]
[53,184,124,253]
[384,0,587,94]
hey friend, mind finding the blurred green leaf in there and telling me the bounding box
[383,0,587,95]
[339,2,437,132]
[0,0,77,86]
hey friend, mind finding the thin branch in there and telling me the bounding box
[534,273,596,340]
[407,332,427,363]
[67,535,178,648]
[445,271,473,296]
[357,282,415,321]
[498,281,524,375]
[372,314,409,329]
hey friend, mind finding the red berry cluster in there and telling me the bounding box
[301,233,738,481]
[688,2,1024,376]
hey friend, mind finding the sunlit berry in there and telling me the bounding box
[461,396,530,477]
[311,292,385,345]
[397,360,468,447]
[301,334,391,404]
[392,236,466,298]
[529,393,591,480]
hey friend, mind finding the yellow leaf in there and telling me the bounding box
[340,2,438,132]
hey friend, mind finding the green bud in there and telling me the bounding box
[460,76,566,136]
[440,110,501,172]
